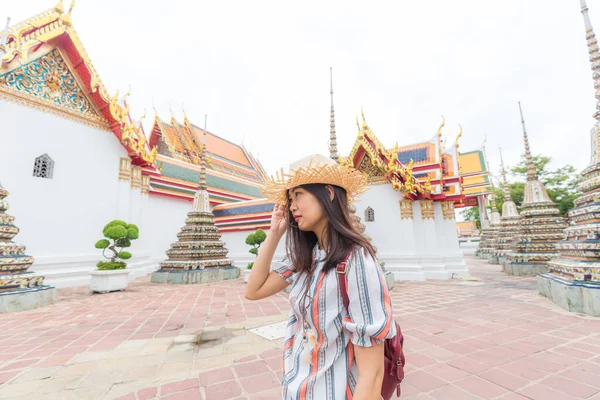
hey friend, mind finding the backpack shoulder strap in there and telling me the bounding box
[336,251,353,312]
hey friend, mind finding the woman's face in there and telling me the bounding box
[288,187,325,232]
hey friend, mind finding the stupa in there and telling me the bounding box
[476,142,500,259]
[478,185,501,260]
[538,0,600,316]
[151,118,238,284]
[490,150,520,264]
[503,103,568,276]
[0,182,56,312]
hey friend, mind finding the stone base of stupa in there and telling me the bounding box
[151,266,240,285]
[503,261,549,277]
[0,285,57,313]
[537,274,600,317]
[487,254,502,264]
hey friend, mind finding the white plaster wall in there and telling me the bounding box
[144,195,192,260]
[355,185,422,280]
[220,230,287,271]
[0,100,156,287]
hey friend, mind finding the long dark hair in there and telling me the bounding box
[285,183,376,274]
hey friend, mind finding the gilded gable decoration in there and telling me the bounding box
[0,49,107,129]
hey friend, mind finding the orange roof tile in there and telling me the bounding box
[189,125,251,168]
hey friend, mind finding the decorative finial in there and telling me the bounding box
[61,0,75,26]
[169,103,176,123]
[356,115,361,132]
[329,67,339,162]
[54,0,65,14]
[455,124,463,147]
[518,101,538,181]
[182,104,188,122]
[499,147,511,202]
[152,98,158,117]
[579,0,600,120]
[437,116,445,138]
[361,107,367,128]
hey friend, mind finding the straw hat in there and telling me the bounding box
[262,154,368,205]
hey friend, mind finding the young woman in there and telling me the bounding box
[245,155,396,400]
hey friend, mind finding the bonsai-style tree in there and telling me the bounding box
[245,229,266,270]
[95,220,139,270]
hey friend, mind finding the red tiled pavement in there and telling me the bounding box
[3,255,600,399]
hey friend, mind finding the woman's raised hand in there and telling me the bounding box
[270,204,287,239]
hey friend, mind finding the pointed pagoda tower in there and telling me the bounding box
[476,142,502,259]
[538,0,600,316]
[152,116,239,284]
[478,179,502,260]
[490,149,520,264]
[503,103,568,276]
[0,182,56,312]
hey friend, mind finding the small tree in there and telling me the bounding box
[245,229,266,269]
[95,220,139,270]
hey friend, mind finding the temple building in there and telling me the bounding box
[538,0,600,316]
[0,2,265,288]
[489,151,520,265]
[503,103,567,276]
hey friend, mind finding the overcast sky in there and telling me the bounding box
[4,0,598,183]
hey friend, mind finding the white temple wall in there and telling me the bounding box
[435,203,469,278]
[144,194,192,261]
[356,185,422,280]
[0,101,156,287]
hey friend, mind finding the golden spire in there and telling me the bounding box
[356,115,361,132]
[329,67,339,162]
[199,114,208,190]
[580,0,600,120]
[518,101,538,181]
[361,107,368,128]
[499,147,511,202]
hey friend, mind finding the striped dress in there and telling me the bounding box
[273,245,396,400]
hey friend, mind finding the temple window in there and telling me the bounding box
[365,206,375,222]
[33,154,55,179]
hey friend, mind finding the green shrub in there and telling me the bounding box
[95,219,139,270]
[95,239,110,249]
[245,229,266,272]
[97,261,127,270]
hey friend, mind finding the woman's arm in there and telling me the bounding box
[353,342,385,400]
[244,205,290,300]
[244,233,289,300]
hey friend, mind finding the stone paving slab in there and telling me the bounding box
[1,256,600,399]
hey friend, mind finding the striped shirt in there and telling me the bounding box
[273,245,396,400]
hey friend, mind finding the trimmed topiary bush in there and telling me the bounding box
[245,229,266,270]
[95,220,139,270]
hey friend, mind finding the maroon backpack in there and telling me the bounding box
[337,257,405,399]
